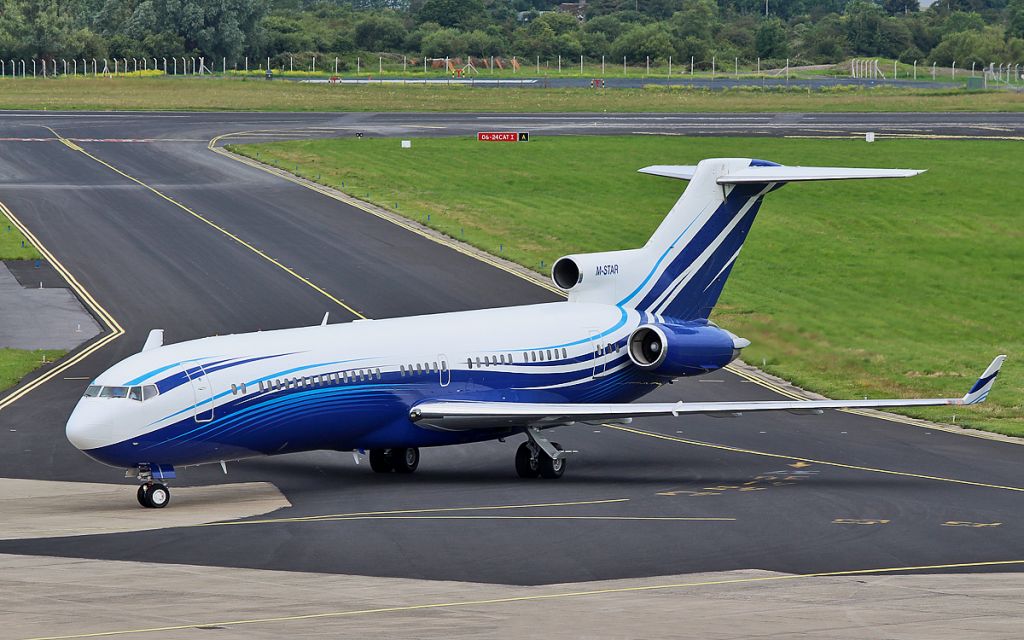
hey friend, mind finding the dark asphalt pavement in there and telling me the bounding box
[0,111,1020,585]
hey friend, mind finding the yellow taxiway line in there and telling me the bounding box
[605,424,1024,493]
[0,200,124,411]
[21,558,1024,640]
[198,497,632,527]
[46,126,366,320]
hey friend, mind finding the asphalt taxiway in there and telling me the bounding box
[0,111,1020,637]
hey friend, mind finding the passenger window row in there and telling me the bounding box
[467,354,513,369]
[249,368,382,395]
[524,348,568,363]
[400,361,447,377]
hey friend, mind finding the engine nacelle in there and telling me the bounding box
[551,248,645,304]
[628,322,747,377]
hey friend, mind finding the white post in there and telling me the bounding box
[133,58,137,72]
[913,60,916,79]
[932,61,936,79]
[403,56,406,73]
[379,56,382,75]
[536,55,539,74]
[623,56,626,75]
[786,58,789,80]
[691,56,694,75]
[735,56,738,76]
[290,56,293,72]
[951,60,956,80]
[63,59,66,75]
[580,55,583,75]
[244,56,248,72]
[602,55,605,75]
[712,56,715,78]
[424,57,427,74]
[558,55,561,73]
[971,61,975,77]
[312,56,316,73]
[646,55,649,75]
[357,57,360,74]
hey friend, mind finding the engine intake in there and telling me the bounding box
[628,323,747,377]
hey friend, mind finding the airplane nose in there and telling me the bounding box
[66,402,109,451]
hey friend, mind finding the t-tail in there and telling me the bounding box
[551,158,923,321]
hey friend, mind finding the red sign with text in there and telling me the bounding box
[477,132,529,142]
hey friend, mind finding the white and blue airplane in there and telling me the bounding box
[66,158,1005,508]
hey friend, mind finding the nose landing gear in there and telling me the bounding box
[137,482,170,508]
[131,463,174,508]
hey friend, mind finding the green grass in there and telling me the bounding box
[0,211,42,260]
[232,135,1023,437]
[0,77,1022,112]
[0,349,64,392]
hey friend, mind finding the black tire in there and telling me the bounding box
[145,483,171,508]
[137,485,149,508]
[392,447,419,473]
[369,449,394,473]
[515,442,540,478]
[538,443,566,479]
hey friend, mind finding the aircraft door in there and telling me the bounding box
[183,361,214,422]
[590,331,607,378]
[438,354,451,387]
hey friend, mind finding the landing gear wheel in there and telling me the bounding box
[139,483,171,508]
[369,449,395,473]
[538,443,566,479]
[137,485,148,508]
[392,447,419,473]
[515,442,540,478]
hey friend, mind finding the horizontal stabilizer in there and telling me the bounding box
[638,164,923,184]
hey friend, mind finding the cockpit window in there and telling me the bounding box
[99,386,129,398]
[84,384,160,400]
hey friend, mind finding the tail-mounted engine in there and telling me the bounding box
[627,322,749,377]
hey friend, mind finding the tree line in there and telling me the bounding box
[1,0,1023,69]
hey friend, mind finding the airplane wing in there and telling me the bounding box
[410,356,1004,432]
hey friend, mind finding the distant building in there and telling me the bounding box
[556,0,587,21]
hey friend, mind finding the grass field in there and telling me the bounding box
[0,211,42,260]
[0,349,64,392]
[0,77,1022,112]
[232,135,1022,436]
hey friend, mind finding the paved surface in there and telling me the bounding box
[0,111,1020,606]
[4,554,1023,639]
[0,478,287,540]
[0,261,100,349]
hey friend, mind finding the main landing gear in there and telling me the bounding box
[369,447,420,473]
[515,428,568,479]
[132,463,173,508]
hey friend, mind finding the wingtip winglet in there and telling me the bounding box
[962,355,1006,405]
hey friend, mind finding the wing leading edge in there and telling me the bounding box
[410,356,1005,432]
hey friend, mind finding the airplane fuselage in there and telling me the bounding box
[68,301,692,469]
